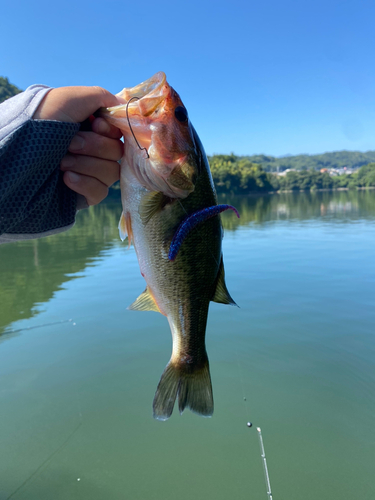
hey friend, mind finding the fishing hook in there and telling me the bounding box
[126,96,150,159]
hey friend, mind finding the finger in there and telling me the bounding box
[63,171,109,206]
[34,86,122,123]
[68,132,123,161]
[91,117,123,139]
[61,155,120,187]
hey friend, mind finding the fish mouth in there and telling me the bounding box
[100,72,198,199]
[105,72,168,118]
[118,71,166,101]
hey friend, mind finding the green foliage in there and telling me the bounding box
[0,77,22,103]
[209,150,375,173]
[204,154,375,194]
[356,163,375,187]
[209,155,273,193]
[274,170,336,191]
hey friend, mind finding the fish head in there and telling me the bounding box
[100,72,200,198]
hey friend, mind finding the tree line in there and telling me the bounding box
[233,150,375,172]
[208,154,375,193]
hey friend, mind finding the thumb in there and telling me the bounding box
[33,86,122,123]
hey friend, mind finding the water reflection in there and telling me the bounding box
[218,189,375,229]
[1,191,374,336]
[0,204,122,336]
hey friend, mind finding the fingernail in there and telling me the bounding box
[66,171,81,183]
[61,155,75,168]
[69,135,85,152]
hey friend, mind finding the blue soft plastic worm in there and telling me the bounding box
[168,204,240,261]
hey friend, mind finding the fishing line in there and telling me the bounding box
[237,347,274,499]
[6,421,82,500]
[6,389,84,499]
[228,265,274,499]
[1,319,73,337]
[126,97,149,159]
[234,336,251,417]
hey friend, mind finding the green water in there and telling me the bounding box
[1,190,374,500]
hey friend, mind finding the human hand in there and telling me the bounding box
[33,86,124,206]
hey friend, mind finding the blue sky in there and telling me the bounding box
[2,0,375,156]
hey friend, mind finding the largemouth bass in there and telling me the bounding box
[101,72,237,420]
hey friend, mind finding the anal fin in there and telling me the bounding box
[128,287,161,313]
[212,256,237,306]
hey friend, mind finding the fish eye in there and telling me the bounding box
[175,106,188,123]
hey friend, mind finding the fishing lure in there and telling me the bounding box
[168,204,240,261]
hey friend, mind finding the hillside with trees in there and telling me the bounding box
[210,151,375,173]
[0,77,22,103]
[208,154,375,194]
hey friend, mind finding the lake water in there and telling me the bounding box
[1,190,374,500]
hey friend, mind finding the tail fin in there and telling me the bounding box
[152,358,213,421]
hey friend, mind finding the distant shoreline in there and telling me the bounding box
[268,186,375,194]
[107,185,375,201]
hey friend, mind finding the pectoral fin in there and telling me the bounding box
[212,257,238,306]
[139,191,168,225]
[128,287,161,313]
[118,212,133,247]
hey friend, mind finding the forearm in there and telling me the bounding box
[0,84,52,142]
[0,119,80,243]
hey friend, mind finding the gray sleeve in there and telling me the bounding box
[0,85,52,142]
[0,119,81,244]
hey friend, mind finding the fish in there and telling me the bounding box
[100,72,237,420]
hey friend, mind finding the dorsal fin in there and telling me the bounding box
[212,256,238,306]
[128,287,162,313]
[139,191,168,225]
